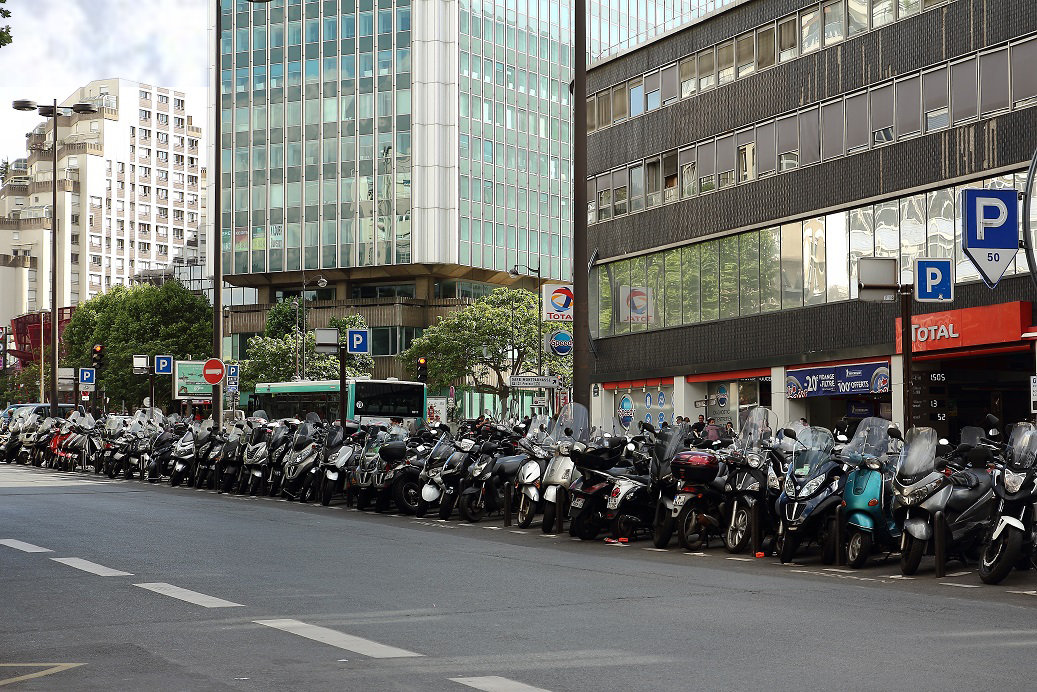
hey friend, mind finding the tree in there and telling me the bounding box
[61,281,213,410]
[0,1,11,49]
[399,288,571,403]
[264,298,303,338]
[0,158,9,183]
[238,312,374,392]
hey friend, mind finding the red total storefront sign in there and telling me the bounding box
[895,301,1031,354]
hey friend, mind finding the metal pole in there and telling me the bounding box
[1021,148,1037,292]
[301,272,307,379]
[39,310,45,403]
[537,269,543,377]
[901,290,913,429]
[149,370,156,419]
[338,344,347,424]
[572,0,590,408]
[50,100,59,417]
[294,299,300,379]
[212,3,223,430]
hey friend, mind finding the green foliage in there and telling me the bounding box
[239,312,374,391]
[264,298,303,338]
[0,1,10,49]
[61,282,213,410]
[399,288,571,400]
[0,158,9,183]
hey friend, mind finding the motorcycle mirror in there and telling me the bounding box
[781,427,798,440]
[887,426,903,441]
[564,427,573,436]
[984,413,1000,428]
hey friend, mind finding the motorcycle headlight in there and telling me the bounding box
[1004,470,1026,494]
[557,442,572,456]
[471,461,489,476]
[783,476,796,497]
[798,475,825,499]
[747,453,762,469]
[897,478,943,506]
[768,469,780,491]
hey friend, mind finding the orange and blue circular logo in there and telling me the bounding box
[626,288,649,315]
[550,286,574,312]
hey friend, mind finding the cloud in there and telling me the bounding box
[0,0,209,162]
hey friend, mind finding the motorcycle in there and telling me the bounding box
[458,434,528,523]
[567,436,633,540]
[192,419,225,490]
[264,418,298,496]
[980,422,1037,584]
[316,420,360,506]
[540,404,591,533]
[415,428,459,517]
[669,430,729,551]
[217,419,249,494]
[168,421,197,487]
[514,415,553,528]
[775,423,842,564]
[721,407,781,553]
[239,412,273,495]
[839,416,902,568]
[281,414,324,501]
[892,418,998,576]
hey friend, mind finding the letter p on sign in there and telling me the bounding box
[346,328,371,354]
[975,197,1008,240]
[914,258,954,303]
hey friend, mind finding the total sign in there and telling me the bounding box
[961,188,1018,288]
[542,284,574,322]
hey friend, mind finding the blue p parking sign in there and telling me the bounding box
[913,258,954,303]
[346,328,371,354]
[961,188,1019,288]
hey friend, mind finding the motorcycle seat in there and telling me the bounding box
[947,471,992,512]
[614,472,651,485]
[494,455,526,476]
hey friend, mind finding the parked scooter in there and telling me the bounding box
[892,417,999,576]
[168,421,197,487]
[540,403,591,533]
[980,422,1037,583]
[316,420,360,506]
[775,423,841,564]
[839,416,902,568]
[239,412,273,495]
[514,415,552,528]
[721,407,779,553]
[280,413,324,501]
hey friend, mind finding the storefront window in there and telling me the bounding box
[900,194,927,283]
[664,249,683,327]
[825,212,850,302]
[700,241,720,321]
[760,227,781,312]
[803,217,826,305]
[719,235,740,318]
[780,222,803,309]
[740,232,760,315]
[682,245,700,324]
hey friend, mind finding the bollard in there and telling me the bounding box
[751,499,763,556]
[556,486,566,534]
[503,483,513,527]
[933,511,946,578]
[834,504,845,566]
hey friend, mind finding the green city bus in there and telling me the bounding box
[252,378,427,424]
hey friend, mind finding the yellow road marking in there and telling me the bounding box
[0,663,85,687]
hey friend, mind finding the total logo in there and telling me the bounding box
[627,289,649,316]
[543,284,575,322]
[548,330,574,357]
[551,286,573,311]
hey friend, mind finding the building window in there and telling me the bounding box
[778,16,798,61]
[697,49,715,90]
[823,1,845,46]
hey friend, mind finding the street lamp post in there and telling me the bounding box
[213,0,272,426]
[509,263,543,377]
[12,98,98,417]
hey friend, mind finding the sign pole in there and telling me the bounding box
[901,289,913,429]
[149,369,156,418]
[338,344,347,425]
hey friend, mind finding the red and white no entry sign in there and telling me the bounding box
[202,358,226,385]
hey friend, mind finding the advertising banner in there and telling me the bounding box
[426,397,448,425]
[542,284,574,322]
[618,286,655,324]
[173,361,213,401]
[785,361,891,399]
[616,387,673,430]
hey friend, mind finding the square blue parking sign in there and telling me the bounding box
[346,328,371,354]
[961,188,1019,288]
[913,258,954,303]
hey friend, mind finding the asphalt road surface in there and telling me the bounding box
[2,464,1037,691]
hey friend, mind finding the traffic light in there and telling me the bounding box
[416,356,428,382]
[91,344,104,369]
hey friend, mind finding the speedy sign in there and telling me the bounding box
[961,188,1018,288]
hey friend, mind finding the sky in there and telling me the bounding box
[0,0,209,163]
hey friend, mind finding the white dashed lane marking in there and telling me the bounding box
[450,676,551,692]
[50,557,133,577]
[0,539,52,553]
[254,619,422,658]
[133,583,244,608]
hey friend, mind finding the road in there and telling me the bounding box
[2,463,1037,691]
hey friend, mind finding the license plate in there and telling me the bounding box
[606,496,621,510]
[570,496,585,509]
[674,494,688,508]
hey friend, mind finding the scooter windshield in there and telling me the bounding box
[426,433,455,468]
[549,404,590,443]
[789,427,836,479]
[652,423,690,479]
[736,407,777,456]
[897,427,938,481]
[959,426,983,446]
[525,415,552,444]
[841,417,892,464]
[293,423,315,451]
[1008,422,1037,469]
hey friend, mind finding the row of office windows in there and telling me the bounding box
[588,38,1037,225]
[590,173,1033,338]
[587,0,953,134]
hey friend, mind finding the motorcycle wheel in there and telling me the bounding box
[414,497,429,518]
[778,533,800,564]
[676,505,706,551]
[516,493,535,529]
[724,504,751,554]
[900,534,924,576]
[652,503,675,549]
[979,528,1023,585]
[106,462,117,480]
[248,474,263,496]
[610,513,639,541]
[170,468,184,487]
[392,477,421,515]
[542,500,558,534]
[146,461,159,483]
[356,488,372,511]
[460,493,485,523]
[820,519,838,565]
[320,478,335,506]
[220,472,236,495]
[846,530,873,569]
[570,508,600,540]
[438,492,456,520]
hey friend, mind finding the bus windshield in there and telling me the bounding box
[353,381,424,418]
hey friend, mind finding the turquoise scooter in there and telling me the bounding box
[839,417,902,568]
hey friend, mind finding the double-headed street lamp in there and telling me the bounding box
[509,263,543,377]
[292,272,327,380]
[12,98,98,417]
